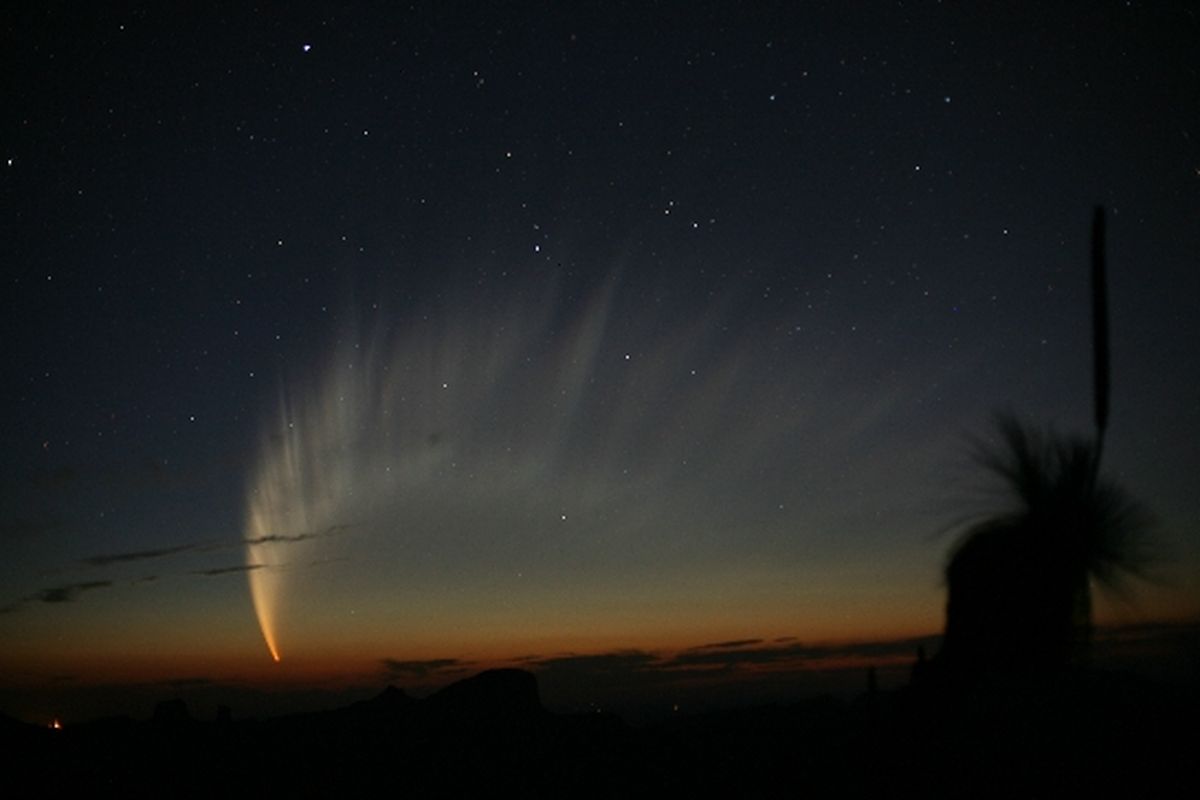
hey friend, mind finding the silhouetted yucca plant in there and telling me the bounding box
[940,208,1154,674]
[949,415,1153,660]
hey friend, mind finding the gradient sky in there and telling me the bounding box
[3,2,1198,721]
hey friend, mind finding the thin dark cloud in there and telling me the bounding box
[692,638,764,650]
[524,637,941,691]
[2,532,316,614]
[192,564,265,576]
[244,533,317,545]
[509,654,543,664]
[381,658,469,679]
[83,543,197,567]
[244,523,352,546]
[662,636,938,671]
[1,577,142,613]
[531,651,666,684]
[38,580,113,604]
[664,646,800,670]
[83,525,340,570]
[519,625,1180,692]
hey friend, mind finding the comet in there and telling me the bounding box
[241,276,828,663]
[244,372,350,665]
[241,284,622,663]
[243,310,409,663]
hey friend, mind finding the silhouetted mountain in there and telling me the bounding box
[372,683,412,707]
[0,710,37,736]
[151,697,193,726]
[6,666,1191,797]
[341,683,413,719]
[422,668,541,724]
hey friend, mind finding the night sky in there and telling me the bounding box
[3,2,1198,722]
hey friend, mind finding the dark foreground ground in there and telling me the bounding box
[3,667,1193,797]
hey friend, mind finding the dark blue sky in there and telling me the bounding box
[2,1,1197,716]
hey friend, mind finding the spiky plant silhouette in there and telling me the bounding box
[942,415,1153,673]
[939,207,1154,677]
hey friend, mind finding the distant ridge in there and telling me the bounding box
[422,668,542,721]
[349,683,414,712]
[5,666,1191,796]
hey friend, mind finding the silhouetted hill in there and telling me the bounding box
[370,683,413,707]
[422,667,541,721]
[6,666,1192,797]
[0,711,38,737]
[336,683,413,722]
[151,697,193,726]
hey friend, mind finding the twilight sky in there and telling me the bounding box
[2,2,1198,720]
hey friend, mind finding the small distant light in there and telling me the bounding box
[302,43,312,53]
[50,719,63,730]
